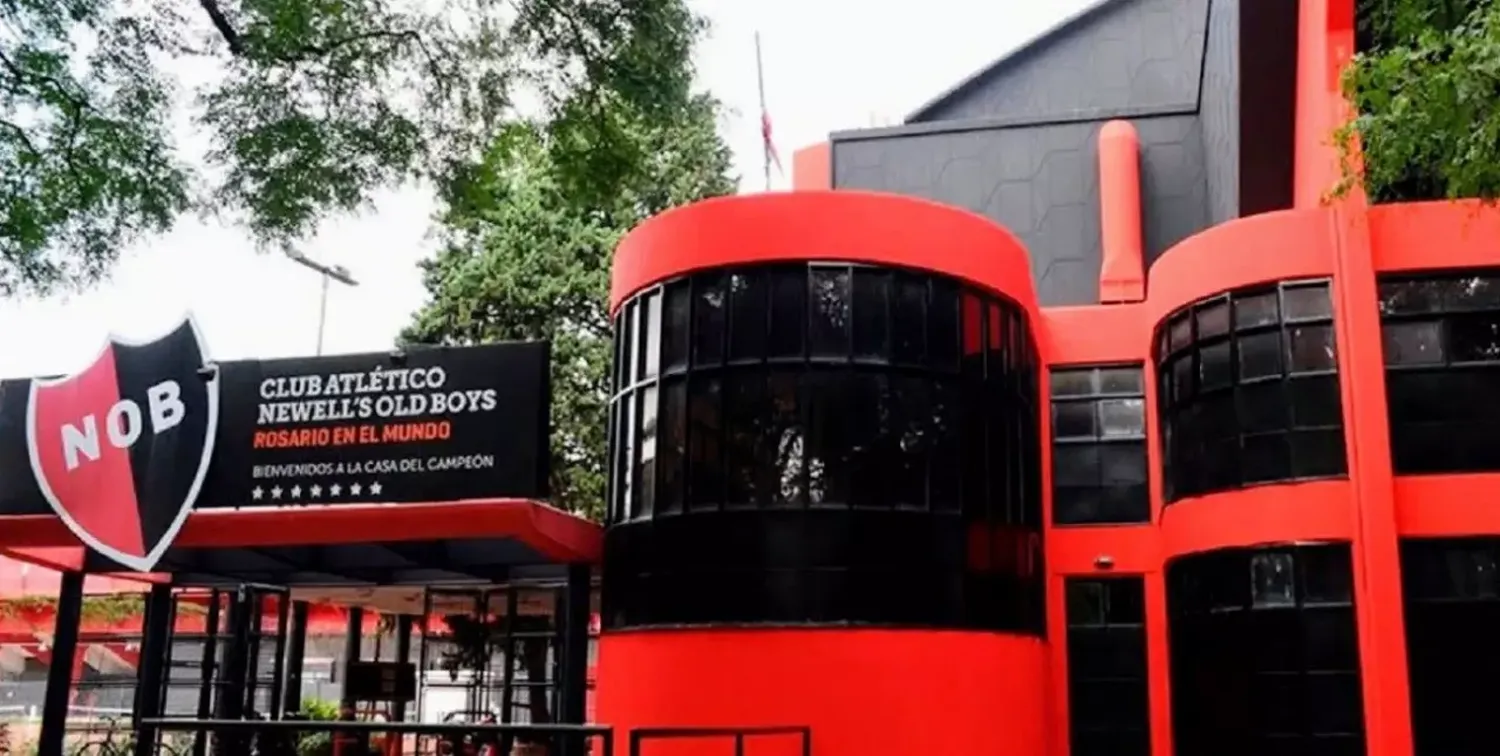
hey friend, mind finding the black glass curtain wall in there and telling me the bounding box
[603,262,1045,631]
[1065,577,1151,756]
[1379,270,1500,473]
[1167,544,1366,756]
[1401,537,1500,756]
[1051,365,1150,525]
[1155,279,1347,503]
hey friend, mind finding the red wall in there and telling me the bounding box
[597,629,1049,756]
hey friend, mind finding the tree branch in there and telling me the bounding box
[196,0,244,55]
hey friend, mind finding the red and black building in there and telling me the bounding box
[1,2,1497,756]
[594,1,1500,756]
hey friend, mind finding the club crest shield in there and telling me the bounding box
[25,317,219,571]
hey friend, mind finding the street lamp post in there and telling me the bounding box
[284,248,358,355]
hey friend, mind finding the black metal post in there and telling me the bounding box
[470,593,485,713]
[392,616,413,722]
[243,592,264,715]
[499,588,517,724]
[558,564,592,756]
[417,591,433,723]
[498,588,518,756]
[215,588,252,721]
[133,584,174,756]
[282,601,309,715]
[268,592,290,718]
[193,591,223,756]
[37,570,83,756]
[340,606,363,710]
[218,588,255,756]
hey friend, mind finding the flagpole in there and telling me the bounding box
[755,31,771,192]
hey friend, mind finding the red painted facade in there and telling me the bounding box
[595,4,1499,756]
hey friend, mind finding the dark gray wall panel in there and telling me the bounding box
[833,115,1208,307]
[912,0,1211,124]
[1200,0,1239,224]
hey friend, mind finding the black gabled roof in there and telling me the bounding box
[905,0,1131,123]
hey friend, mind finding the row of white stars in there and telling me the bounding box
[250,481,384,501]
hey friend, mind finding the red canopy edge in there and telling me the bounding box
[0,499,603,566]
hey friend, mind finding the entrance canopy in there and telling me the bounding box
[0,318,600,582]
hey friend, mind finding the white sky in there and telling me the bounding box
[0,0,1091,377]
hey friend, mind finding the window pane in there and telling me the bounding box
[728,270,767,362]
[686,376,722,510]
[640,291,662,379]
[692,274,726,366]
[635,385,658,518]
[1168,313,1192,351]
[927,278,961,370]
[1099,398,1145,439]
[1054,401,1098,440]
[1251,552,1295,607]
[662,281,691,372]
[809,267,852,357]
[618,299,637,388]
[620,392,637,518]
[1234,291,1279,330]
[767,267,806,358]
[766,372,805,506]
[724,372,768,508]
[1198,341,1232,391]
[852,269,892,361]
[1195,297,1230,340]
[1288,324,1337,372]
[805,371,851,506]
[1238,330,1283,380]
[658,378,686,514]
[1382,320,1443,366]
[1051,370,1095,397]
[1098,367,1142,395]
[892,274,927,364]
[1282,283,1332,320]
[1447,311,1500,362]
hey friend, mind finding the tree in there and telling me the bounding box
[1337,0,1500,202]
[0,0,700,296]
[401,73,735,520]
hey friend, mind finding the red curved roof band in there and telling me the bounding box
[600,191,1051,756]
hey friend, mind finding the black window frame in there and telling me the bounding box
[1051,364,1150,525]
[1167,543,1366,756]
[1064,576,1151,756]
[1401,537,1500,755]
[602,261,1045,631]
[1154,279,1348,503]
[1378,269,1500,474]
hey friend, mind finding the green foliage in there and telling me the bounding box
[1337,0,1500,201]
[0,593,145,624]
[296,699,342,756]
[0,0,708,296]
[402,5,735,520]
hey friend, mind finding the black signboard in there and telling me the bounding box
[0,327,551,543]
[343,661,417,702]
[200,342,550,507]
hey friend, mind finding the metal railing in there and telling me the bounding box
[627,726,812,756]
[137,718,815,756]
[142,717,614,756]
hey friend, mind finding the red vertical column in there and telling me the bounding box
[1331,203,1412,756]
[1143,572,1172,756]
[1299,0,1414,751]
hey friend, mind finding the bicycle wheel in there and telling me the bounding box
[152,740,189,756]
[71,740,110,756]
